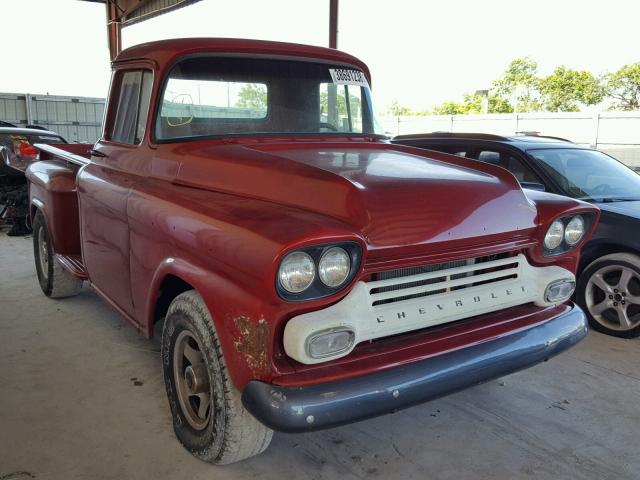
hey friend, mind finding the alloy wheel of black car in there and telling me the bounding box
[577,253,640,338]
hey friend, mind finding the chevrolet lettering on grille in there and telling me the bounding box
[376,285,528,323]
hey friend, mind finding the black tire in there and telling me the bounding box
[161,290,273,465]
[577,253,640,338]
[32,210,83,298]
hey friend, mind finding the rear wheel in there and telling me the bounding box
[577,253,640,338]
[32,210,83,298]
[161,290,273,464]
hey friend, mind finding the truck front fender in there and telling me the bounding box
[146,256,275,390]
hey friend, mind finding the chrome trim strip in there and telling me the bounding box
[34,143,90,166]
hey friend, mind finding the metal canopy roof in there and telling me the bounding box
[80,0,339,61]
[82,0,203,26]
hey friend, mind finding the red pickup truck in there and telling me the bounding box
[26,38,599,464]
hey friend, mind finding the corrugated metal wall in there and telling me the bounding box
[0,92,105,143]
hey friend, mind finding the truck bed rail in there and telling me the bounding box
[34,143,90,167]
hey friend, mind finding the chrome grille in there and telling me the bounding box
[369,253,518,306]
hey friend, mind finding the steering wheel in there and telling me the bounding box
[591,183,613,197]
[318,122,339,132]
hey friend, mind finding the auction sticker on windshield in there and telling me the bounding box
[329,69,369,87]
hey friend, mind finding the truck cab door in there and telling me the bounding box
[77,70,153,319]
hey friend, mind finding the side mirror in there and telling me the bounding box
[520,181,546,192]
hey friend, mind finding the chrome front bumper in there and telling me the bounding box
[243,302,588,433]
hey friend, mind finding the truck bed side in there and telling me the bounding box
[25,144,92,257]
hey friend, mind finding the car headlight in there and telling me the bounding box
[544,220,565,250]
[564,215,585,246]
[318,247,351,287]
[278,251,315,293]
[276,242,362,301]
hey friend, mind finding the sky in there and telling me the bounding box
[2,0,639,112]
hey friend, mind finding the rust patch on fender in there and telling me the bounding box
[233,316,269,375]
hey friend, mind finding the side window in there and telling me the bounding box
[477,150,501,166]
[474,149,541,183]
[110,70,153,145]
[319,83,363,132]
[414,144,467,157]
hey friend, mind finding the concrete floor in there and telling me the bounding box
[1,231,639,480]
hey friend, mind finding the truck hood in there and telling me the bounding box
[173,141,538,251]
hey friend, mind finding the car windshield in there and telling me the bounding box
[156,57,385,140]
[528,148,640,202]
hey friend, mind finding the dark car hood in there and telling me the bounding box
[595,200,640,220]
[172,141,538,250]
[594,200,640,219]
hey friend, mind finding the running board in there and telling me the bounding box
[56,254,88,280]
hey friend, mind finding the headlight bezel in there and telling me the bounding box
[276,241,362,301]
[543,213,594,256]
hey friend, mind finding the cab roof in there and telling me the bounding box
[115,38,371,82]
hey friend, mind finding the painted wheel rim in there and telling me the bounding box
[173,330,212,430]
[38,226,49,281]
[585,264,640,331]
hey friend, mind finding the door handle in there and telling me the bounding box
[90,149,108,158]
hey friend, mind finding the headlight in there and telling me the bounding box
[278,251,315,293]
[564,215,585,246]
[544,220,564,250]
[276,242,362,301]
[318,247,351,287]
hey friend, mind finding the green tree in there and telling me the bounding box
[235,83,267,110]
[320,91,362,116]
[605,62,640,111]
[462,93,514,114]
[386,100,412,116]
[539,66,604,112]
[487,94,514,113]
[431,100,469,115]
[492,57,542,112]
[431,93,513,115]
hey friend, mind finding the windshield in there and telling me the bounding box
[156,57,385,140]
[528,148,640,202]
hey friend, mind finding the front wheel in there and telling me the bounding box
[32,210,83,298]
[161,290,273,465]
[577,253,640,338]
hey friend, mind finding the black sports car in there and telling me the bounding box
[393,132,640,338]
[0,123,67,235]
